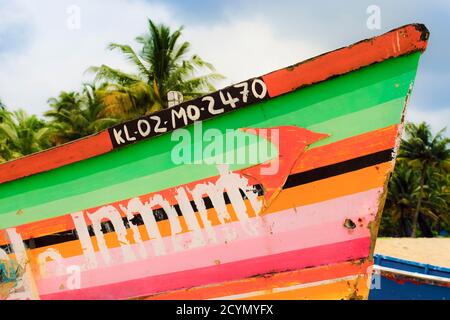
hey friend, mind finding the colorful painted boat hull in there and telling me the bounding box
[369,255,450,300]
[0,24,429,300]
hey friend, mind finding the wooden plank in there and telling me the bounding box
[0,24,428,184]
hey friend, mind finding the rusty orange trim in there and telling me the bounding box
[239,275,369,300]
[0,130,113,184]
[262,24,429,97]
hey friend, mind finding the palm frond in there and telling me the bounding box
[107,43,150,80]
[86,65,142,86]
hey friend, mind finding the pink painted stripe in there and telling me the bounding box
[36,188,380,294]
[40,237,371,300]
[36,188,381,297]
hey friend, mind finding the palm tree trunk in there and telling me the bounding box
[400,211,413,237]
[411,170,425,237]
[418,213,433,237]
[399,209,408,237]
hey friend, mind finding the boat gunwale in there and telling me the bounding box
[373,266,450,288]
[374,254,450,274]
[0,23,429,184]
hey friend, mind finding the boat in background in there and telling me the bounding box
[0,24,429,300]
[369,254,450,300]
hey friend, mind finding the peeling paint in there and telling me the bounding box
[0,24,429,300]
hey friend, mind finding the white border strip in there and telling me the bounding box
[373,265,450,283]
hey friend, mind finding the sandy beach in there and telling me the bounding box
[375,238,450,268]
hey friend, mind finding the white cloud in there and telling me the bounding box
[0,0,447,135]
[406,106,449,133]
[0,1,323,116]
[184,19,324,86]
[0,0,172,114]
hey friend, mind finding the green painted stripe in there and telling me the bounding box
[1,53,419,199]
[0,53,420,228]
[0,132,278,226]
[0,98,407,229]
[307,97,405,147]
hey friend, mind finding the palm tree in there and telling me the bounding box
[399,122,450,237]
[88,19,223,115]
[381,160,449,237]
[0,109,52,162]
[418,167,450,236]
[94,79,157,120]
[45,84,119,145]
[382,161,417,236]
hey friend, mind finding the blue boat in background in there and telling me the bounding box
[369,254,450,300]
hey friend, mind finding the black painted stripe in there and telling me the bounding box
[1,149,393,252]
[283,149,393,189]
[108,77,269,148]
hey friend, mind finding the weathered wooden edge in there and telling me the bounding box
[0,23,429,184]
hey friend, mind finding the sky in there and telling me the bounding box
[0,0,449,132]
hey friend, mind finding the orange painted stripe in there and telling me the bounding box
[23,203,257,264]
[0,126,396,245]
[0,130,113,184]
[262,24,428,97]
[144,260,371,300]
[240,274,370,300]
[10,161,391,262]
[292,125,398,174]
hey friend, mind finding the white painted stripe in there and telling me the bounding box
[373,265,450,283]
[208,275,360,300]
